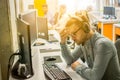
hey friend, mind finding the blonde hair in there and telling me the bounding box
[65,12,90,33]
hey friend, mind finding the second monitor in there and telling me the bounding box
[20,9,38,45]
[37,16,58,42]
[37,16,48,40]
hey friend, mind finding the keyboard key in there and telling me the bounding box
[43,63,72,80]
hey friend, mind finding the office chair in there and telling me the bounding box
[115,39,120,64]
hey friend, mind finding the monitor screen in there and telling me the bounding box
[37,16,49,40]
[103,6,115,16]
[118,0,120,6]
[20,9,37,45]
[15,18,34,78]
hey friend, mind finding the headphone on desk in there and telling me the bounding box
[70,15,90,33]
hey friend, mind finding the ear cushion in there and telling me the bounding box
[82,22,90,33]
[70,15,90,33]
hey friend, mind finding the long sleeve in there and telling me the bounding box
[75,39,114,80]
[60,32,120,80]
[60,43,83,65]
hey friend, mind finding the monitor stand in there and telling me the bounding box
[11,59,33,79]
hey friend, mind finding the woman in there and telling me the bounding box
[59,14,120,80]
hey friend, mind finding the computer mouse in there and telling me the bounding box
[46,57,56,61]
[34,42,45,46]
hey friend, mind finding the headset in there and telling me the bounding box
[71,15,90,33]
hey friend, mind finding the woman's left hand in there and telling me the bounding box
[71,61,80,70]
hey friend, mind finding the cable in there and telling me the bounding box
[7,53,20,80]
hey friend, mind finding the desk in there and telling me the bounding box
[98,19,119,41]
[9,46,45,80]
[34,38,86,80]
[9,38,86,80]
[113,24,120,42]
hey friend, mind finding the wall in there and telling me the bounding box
[116,7,120,19]
[47,0,58,15]
[0,65,1,80]
[9,0,18,52]
[0,0,13,79]
[22,0,34,12]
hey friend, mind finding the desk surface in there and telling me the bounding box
[114,23,120,27]
[113,23,120,42]
[10,38,86,80]
[98,19,120,23]
[30,39,85,80]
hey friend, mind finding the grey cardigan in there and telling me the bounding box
[60,32,120,80]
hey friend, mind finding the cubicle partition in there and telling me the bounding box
[113,24,120,42]
[98,19,120,41]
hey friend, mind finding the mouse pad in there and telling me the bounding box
[44,55,62,64]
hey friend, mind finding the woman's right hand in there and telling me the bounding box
[59,28,69,44]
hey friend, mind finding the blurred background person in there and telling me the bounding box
[86,5,99,30]
[42,4,54,29]
[53,4,69,31]
[54,4,67,24]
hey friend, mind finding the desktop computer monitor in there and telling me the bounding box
[37,16,58,42]
[20,9,37,45]
[118,0,120,6]
[11,18,34,79]
[103,6,115,16]
[37,16,49,40]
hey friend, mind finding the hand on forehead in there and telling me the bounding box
[64,24,79,34]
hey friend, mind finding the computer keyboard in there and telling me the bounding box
[43,63,72,80]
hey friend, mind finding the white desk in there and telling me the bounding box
[9,38,86,80]
[98,19,120,24]
[9,46,45,80]
[10,28,86,80]
[113,23,120,42]
[30,38,85,80]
